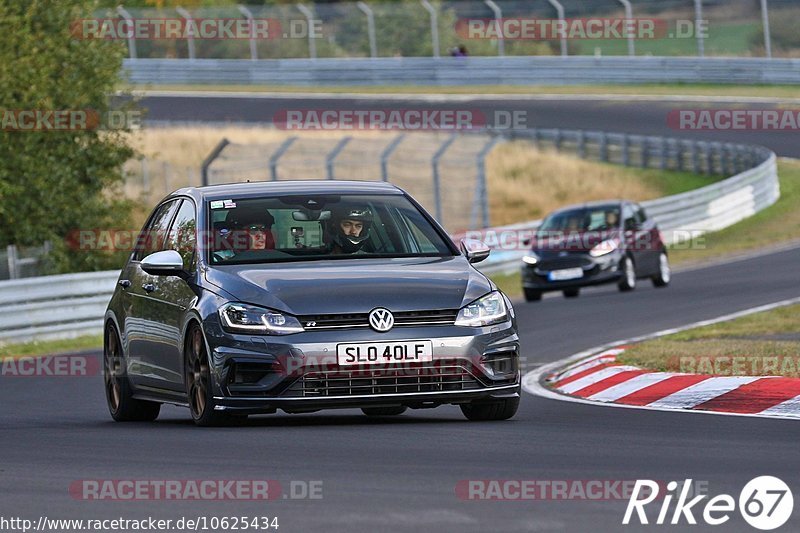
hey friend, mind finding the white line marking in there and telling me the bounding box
[588,372,673,402]
[647,376,759,409]
[126,90,800,105]
[558,365,639,394]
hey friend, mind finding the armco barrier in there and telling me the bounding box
[122,57,800,86]
[0,130,779,344]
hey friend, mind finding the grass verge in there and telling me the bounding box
[0,334,103,359]
[618,304,800,377]
[125,83,800,99]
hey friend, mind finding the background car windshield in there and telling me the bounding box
[537,207,621,235]
[208,194,453,264]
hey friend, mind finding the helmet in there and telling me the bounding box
[329,205,373,253]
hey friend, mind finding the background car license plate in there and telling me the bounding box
[337,340,433,366]
[548,268,584,281]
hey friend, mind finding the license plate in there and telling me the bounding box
[336,340,433,366]
[548,268,583,281]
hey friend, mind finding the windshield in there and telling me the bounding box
[537,206,621,236]
[207,193,454,265]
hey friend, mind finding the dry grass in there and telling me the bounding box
[485,140,663,225]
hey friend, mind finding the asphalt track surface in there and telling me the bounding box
[3,96,800,532]
[135,94,800,157]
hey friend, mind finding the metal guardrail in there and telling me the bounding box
[0,129,779,345]
[0,271,120,343]
[122,57,800,86]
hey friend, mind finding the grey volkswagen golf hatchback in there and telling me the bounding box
[104,181,520,426]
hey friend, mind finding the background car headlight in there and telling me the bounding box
[590,239,619,257]
[455,291,508,327]
[219,303,304,335]
[522,252,540,265]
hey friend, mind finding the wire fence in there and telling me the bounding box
[99,0,799,60]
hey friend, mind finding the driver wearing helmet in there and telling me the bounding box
[328,205,373,255]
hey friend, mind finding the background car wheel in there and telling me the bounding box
[652,251,671,288]
[617,256,637,292]
[460,396,519,421]
[361,406,407,416]
[104,324,160,422]
[563,288,580,298]
[185,325,232,427]
[524,288,542,302]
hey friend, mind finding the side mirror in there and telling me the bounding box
[141,250,185,277]
[460,238,490,264]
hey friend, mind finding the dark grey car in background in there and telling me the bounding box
[521,200,671,301]
[104,181,520,426]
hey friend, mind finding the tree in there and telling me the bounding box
[0,0,136,272]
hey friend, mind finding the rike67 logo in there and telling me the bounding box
[624,477,793,530]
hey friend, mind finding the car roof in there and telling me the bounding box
[170,180,403,202]
[549,199,628,213]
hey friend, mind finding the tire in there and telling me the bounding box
[524,288,542,302]
[652,251,671,288]
[617,256,637,292]
[104,324,161,422]
[185,324,232,427]
[460,396,519,421]
[362,406,407,417]
[563,288,580,298]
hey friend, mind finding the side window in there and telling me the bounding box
[164,200,197,272]
[622,204,637,231]
[133,200,179,261]
[634,205,647,226]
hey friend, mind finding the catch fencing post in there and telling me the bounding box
[326,137,352,180]
[431,133,457,224]
[357,2,378,58]
[237,5,258,60]
[694,0,705,57]
[640,137,649,168]
[175,7,196,60]
[577,130,586,158]
[380,134,405,182]
[621,134,630,166]
[297,4,317,59]
[116,6,137,59]
[547,0,568,57]
[201,138,230,186]
[7,245,18,280]
[420,0,440,57]
[660,137,668,170]
[484,0,505,57]
[269,137,297,181]
[616,0,635,56]
[474,135,500,229]
[599,132,609,162]
[760,0,772,58]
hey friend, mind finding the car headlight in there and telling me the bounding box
[219,303,304,335]
[455,291,508,327]
[589,239,619,257]
[522,252,540,265]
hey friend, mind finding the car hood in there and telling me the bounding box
[204,256,491,315]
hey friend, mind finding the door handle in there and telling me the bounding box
[142,283,156,293]
[118,279,131,289]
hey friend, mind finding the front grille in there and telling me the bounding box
[537,257,592,271]
[298,309,458,330]
[281,363,482,397]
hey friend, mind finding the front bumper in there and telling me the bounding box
[203,319,520,414]
[521,252,623,291]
